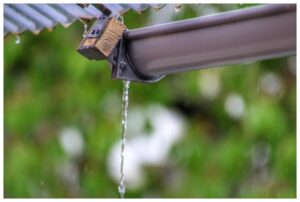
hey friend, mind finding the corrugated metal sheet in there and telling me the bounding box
[4,3,165,36]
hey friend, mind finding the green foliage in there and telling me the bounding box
[4,4,295,198]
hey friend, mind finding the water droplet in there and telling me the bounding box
[33,30,41,35]
[175,4,182,13]
[15,35,21,44]
[82,23,88,38]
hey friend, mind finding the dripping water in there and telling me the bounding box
[118,80,130,198]
[15,35,21,44]
[82,23,88,38]
[175,4,183,13]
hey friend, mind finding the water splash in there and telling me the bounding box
[15,35,21,44]
[175,4,183,13]
[82,23,88,38]
[118,80,130,198]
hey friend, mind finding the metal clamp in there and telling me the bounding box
[108,36,165,83]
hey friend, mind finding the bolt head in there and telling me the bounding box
[120,60,126,69]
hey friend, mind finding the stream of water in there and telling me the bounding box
[118,80,130,198]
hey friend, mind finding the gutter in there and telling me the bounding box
[121,4,296,82]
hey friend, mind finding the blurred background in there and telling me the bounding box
[4,4,296,198]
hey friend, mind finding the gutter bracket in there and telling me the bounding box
[76,4,165,83]
[108,36,165,83]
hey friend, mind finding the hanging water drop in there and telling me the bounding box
[15,35,21,45]
[119,80,130,198]
[175,4,183,13]
[82,23,88,38]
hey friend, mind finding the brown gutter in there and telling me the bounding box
[123,4,296,78]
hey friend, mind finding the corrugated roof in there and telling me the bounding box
[4,3,165,36]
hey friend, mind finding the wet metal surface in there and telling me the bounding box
[125,4,296,78]
[4,4,164,36]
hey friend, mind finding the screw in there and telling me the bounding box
[120,60,126,71]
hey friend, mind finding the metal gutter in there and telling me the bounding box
[123,4,296,78]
